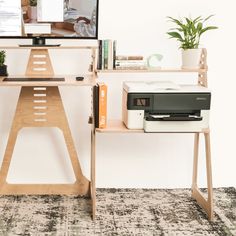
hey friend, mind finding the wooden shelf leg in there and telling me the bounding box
[192,133,200,189]
[91,127,96,220]
[192,131,214,221]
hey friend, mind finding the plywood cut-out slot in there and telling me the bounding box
[34,106,47,110]
[33,55,46,58]
[34,94,46,97]
[34,100,47,103]
[34,112,47,116]
[0,86,90,195]
[34,87,47,91]
[33,61,46,65]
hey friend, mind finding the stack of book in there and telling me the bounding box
[115,55,147,70]
[97,39,116,70]
[97,39,146,71]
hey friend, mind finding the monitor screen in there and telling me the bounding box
[0,0,98,39]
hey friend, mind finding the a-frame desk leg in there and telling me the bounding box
[192,130,213,220]
[0,86,90,195]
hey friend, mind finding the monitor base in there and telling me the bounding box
[18,44,61,47]
[19,37,61,47]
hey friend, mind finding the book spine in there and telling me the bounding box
[115,65,147,70]
[103,40,109,70]
[116,60,145,65]
[108,40,113,70]
[116,55,143,60]
[93,85,99,128]
[113,40,117,69]
[97,40,103,70]
[101,40,105,70]
[98,83,107,128]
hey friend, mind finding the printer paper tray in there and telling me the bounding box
[146,116,203,121]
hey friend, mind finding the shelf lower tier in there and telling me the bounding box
[96,120,209,134]
[96,120,144,133]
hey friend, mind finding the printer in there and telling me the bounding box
[122,81,211,132]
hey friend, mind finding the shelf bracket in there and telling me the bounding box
[198,48,208,87]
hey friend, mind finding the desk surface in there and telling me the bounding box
[0,75,96,87]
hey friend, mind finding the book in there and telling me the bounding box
[108,40,113,70]
[103,40,109,70]
[115,65,147,70]
[93,85,99,128]
[115,60,146,66]
[97,40,103,70]
[113,40,117,69]
[115,59,147,70]
[93,83,107,128]
[116,55,143,60]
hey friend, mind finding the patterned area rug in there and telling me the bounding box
[0,188,235,235]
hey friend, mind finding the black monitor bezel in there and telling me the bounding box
[0,0,99,40]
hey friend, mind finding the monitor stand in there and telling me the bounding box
[19,37,61,47]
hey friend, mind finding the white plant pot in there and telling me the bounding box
[181,49,202,69]
[28,6,37,21]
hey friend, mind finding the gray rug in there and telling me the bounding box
[0,188,235,236]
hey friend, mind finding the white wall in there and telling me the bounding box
[0,0,235,188]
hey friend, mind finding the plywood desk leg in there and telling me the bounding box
[192,131,213,221]
[60,125,89,195]
[0,126,20,188]
[91,127,96,220]
[0,86,90,195]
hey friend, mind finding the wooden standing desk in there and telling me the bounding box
[0,45,98,219]
[0,46,213,221]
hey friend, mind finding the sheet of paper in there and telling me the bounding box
[24,23,51,34]
[37,0,64,22]
[0,0,21,36]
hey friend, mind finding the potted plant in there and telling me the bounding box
[0,50,8,76]
[28,0,37,21]
[167,15,217,69]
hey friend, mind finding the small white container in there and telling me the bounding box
[182,48,202,69]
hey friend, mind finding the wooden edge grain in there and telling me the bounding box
[0,75,96,87]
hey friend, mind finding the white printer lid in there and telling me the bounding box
[123,81,211,93]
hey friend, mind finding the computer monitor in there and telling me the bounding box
[0,0,99,45]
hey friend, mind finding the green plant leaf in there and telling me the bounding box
[204,14,214,22]
[0,50,6,66]
[193,16,202,24]
[197,22,203,32]
[200,26,218,36]
[167,17,185,30]
[167,32,184,41]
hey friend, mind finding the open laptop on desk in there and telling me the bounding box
[3,77,65,82]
